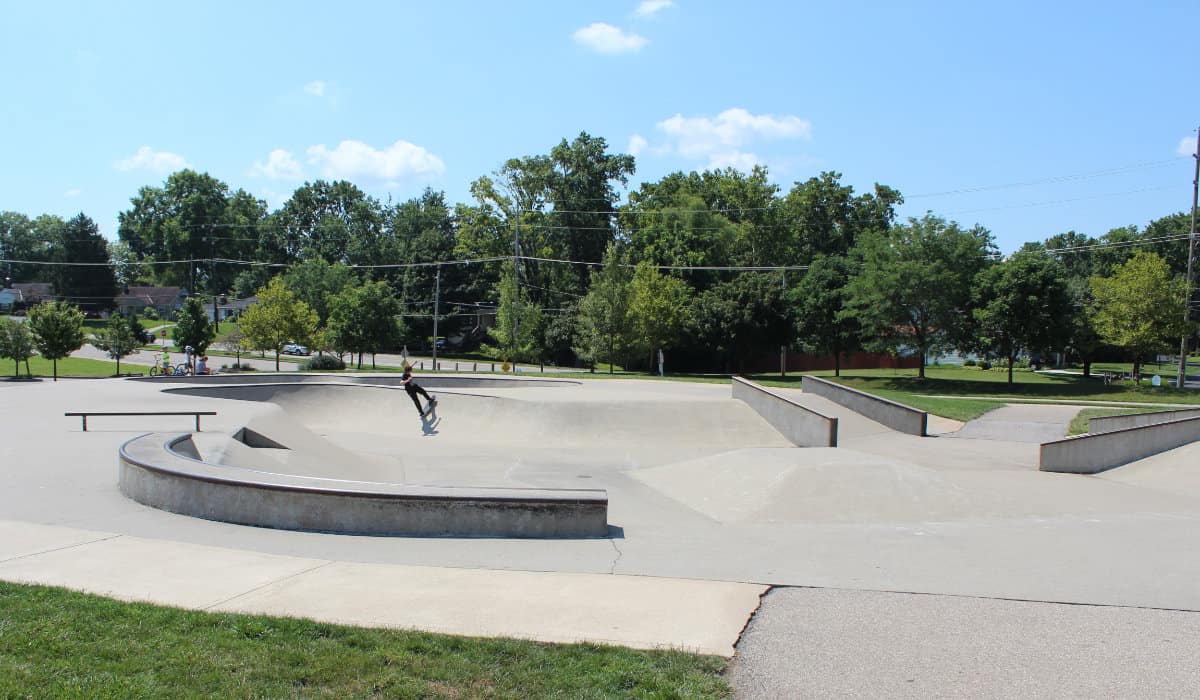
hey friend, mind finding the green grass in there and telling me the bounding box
[0,581,730,699]
[1067,407,1146,435]
[4,355,137,378]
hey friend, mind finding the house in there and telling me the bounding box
[1,282,55,312]
[114,286,189,319]
[216,295,257,321]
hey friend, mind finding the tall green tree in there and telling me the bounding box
[972,250,1073,384]
[326,281,405,369]
[780,172,902,262]
[689,272,792,373]
[239,277,320,370]
[171,297,216,357]
[791,255,861,376]
[27,301,86,381]
[1090,251,1191,383]
[575,244,634,373]
[485,261,543,364]
[0,318,36,377]
[261,180,381,265]
[282,259,356,325]
[628,262,691,371]
[51,213,116,313]
[91,313,141,376]
[1,212,61,283]
[118,170,262,291]
[845,214,995,378]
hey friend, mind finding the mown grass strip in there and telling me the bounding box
[0,581,730,699]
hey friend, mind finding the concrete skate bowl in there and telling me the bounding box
[121,378,794,538]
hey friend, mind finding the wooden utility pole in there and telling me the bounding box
[1178,128,1199,389]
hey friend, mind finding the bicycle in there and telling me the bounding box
[150,357,191,376]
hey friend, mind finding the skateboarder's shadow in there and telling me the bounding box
[421,406,441,436]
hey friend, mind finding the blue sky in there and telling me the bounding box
[3,1,1197,253]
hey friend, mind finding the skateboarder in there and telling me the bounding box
[399,364,435,417]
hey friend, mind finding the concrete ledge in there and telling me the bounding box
[1088,408,1200,434]
[1039,416,1200,474]
[732,376,837,447]
[801,375,927,436]
[119,433,609,538]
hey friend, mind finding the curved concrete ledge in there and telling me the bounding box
[732,376,837,447]
[1039,416,1200,474]
[801,375,927,436]
[129,373,580,389]
[119,433,609,538]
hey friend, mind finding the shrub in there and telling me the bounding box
[301,354,345,371]
[963,359,976,367]
[1015,358,1031,369]
[220,362,256,372]
[142,307,159,320]
[979,360,992,370]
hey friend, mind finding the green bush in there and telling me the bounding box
[141,307,159,320]
[301,354,345,371]
[979,360,992,370]
[963,359,976,367]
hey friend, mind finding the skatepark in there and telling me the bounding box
[2,373,1199,696]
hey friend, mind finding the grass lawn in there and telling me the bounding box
[0,582,729,699]
[5,355,136,379]
[1067,407,1146,435]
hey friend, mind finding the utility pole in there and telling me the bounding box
[512,206,520,362]
[1178,127,1199,389]
[432,263,441,369]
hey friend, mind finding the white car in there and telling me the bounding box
[282,343,309,356]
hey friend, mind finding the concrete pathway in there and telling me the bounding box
[0,519,762,656]
[729,587,1200,699]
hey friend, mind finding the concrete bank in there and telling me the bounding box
[732,376,837,447]
[801,375,927,436]
[120,433,610,538]
[1040,416,1200,474]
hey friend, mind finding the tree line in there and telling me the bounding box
[2,132,1196,378]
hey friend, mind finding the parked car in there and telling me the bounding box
[282,343,309,356]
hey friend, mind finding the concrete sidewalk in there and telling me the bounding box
[0,519,763,656]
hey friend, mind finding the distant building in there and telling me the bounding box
[114,286,189,318]
[1,282,55,311]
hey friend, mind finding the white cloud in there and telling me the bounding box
[1179,136,1196,156]
[64,188,81,198]
[113,146,189,173]
[627,134,649,156]
[305,139,445,182]
[304,80,326,97]
[572,22,648,54]
[249,149,304,180]
[706,151,761,171]
[634,0,674,17]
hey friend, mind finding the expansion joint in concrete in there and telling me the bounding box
[607,538,623,575]
[203,560,335,611]
[0,533,122,565]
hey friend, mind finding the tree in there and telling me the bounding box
[791,255,861,376]
[91,313,141,376]
[214,326,246,367]
[172,297,216,358]
[845,214,995,379]
[0,318,36,378]
[972,250,1073,384]
[628,262,691,371]
[575,244,634,373]
[26,301,85,381]
[51,213,117,313]
[484,262,543,365]
[689,272,792,373]
[282,259,356,325]
[1090,251,1191,383]
[1,212,60,283]
[239,277,320,370]
[326,281,405,369]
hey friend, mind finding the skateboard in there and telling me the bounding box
[420,396,438,417]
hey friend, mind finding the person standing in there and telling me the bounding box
[399,364,435,417]
[657,348,664,377]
